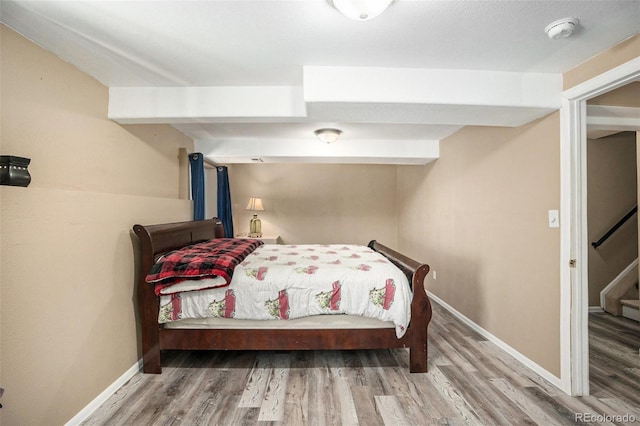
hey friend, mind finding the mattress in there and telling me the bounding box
[158,243,412,337]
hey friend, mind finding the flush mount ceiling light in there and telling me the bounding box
[330,0,395,21]
[545,17,579,40]
[314,128,342,144]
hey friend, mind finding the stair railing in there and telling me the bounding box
[591,205,638,249]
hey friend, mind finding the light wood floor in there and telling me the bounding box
[83,302,640,425]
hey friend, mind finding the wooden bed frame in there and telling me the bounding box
[133,218,432,374]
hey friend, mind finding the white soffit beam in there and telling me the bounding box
[586,105,640,132]
[108,67,561,127]
[303,66,562,107]
[303,66,561,126]
[108,86,306,123]
[202,156,433,165]
[306,102,555,127]
[195,139,439,165]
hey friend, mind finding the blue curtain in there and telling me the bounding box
[216,166,234,237]
[189,153,205,221]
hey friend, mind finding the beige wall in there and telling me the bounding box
[589,81,640,107]
[563,32,640,90]
[205,165,219,219]
[396,115,562,376]
[0,25,193,425]
[587,133,637,306]
[229,163,398,247]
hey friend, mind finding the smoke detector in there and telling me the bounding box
[545,17,579,40]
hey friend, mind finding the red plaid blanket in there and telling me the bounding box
[146,238,263,295]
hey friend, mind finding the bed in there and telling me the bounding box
[133,218,432,374]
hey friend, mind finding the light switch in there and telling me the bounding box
[548,210,559,228]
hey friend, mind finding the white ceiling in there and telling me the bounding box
[2,1,639,164]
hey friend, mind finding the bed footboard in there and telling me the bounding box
[368,240,432,372]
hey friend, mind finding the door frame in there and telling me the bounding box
[560,56,640,396]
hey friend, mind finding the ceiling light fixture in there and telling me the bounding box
[314,128,342,144]
[330,0,395,21]
[545,17,579,40]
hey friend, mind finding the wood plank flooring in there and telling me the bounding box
[83,302,640,425]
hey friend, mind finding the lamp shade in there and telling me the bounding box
[330,0,394,21]
[246,197,264,211]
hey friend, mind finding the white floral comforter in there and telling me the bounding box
[158,244,413,338]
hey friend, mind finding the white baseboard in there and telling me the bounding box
[65,358,142,426]
[589,306,604,313]
[427,292,563,391]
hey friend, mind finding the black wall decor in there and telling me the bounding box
[0,156,31,187]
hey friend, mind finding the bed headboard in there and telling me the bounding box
[132,217,224,372]
[133,217,225,261]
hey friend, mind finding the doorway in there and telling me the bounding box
[560,57,640,396]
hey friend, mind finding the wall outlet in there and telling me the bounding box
[432,270,437,280]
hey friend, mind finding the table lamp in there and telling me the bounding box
[246,197,264,237]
